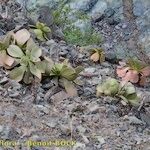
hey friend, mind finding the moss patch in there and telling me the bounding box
[52,1,102,46]
[63,26,101,46]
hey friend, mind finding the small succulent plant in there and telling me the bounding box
[49,60,83,96]
[96,78,139,106]
[31,22,51,41]
[0,31,15,68]
[7,38,45,84]
[116,59,150,86]
[89,48,105,63]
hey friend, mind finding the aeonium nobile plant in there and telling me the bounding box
[116,59,150,86]
[0,28,45,84]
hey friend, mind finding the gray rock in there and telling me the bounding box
[9,91,20,98]
[35,105,50,114]
[0,126,19,140]
[127,116,145,125]
[84,67,96,74]
[0,77,8,84]
[104,8,115,18]
[43,117,59,128]
[38,6,54,26]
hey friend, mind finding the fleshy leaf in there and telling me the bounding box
[62,78,77,97]
[43,57,54,75]
[7,45,24,58]
[3,31,14,47]
[36,22,45,29]
[0,50,14,67]
[29,62,41,79]
[123,82,136,95]
[23,69,33,84]
[26,38,42,60]
[50,64,63,76]
[30,48,42,61]
[139,75,147,86]
[75,66,84,74]
[34,29,45,41]
[61,65,77,81]
[42,26,51,33]
[128,97,139,106]
[35,61,46,73]
[15,29,30,45]
[9,65,26,82]
[4,55,15,66]
[97,78,120,97]
[116,67,129,78]
[122,70,139,83]
[141,66,150,77]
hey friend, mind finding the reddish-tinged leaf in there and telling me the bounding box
[139,75,147,86]
[122,70,139,83]
[4,55,14,66]
[116,67,129,77]
[15,29,30,45]
[0,50,14,67]
[141,66,150,77]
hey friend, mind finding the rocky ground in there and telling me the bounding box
[0,0,150,150]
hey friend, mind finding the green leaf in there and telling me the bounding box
[9,65,26,82]
[26,38,42,59]
[35,61,47,73]
[124,82,136,95]
[42,26,51,33]
[36,22,45,29]
[26,38,35,51]
[61,65,77,81]
[97,78,120,97]
[50,64,63,76]
[62,78,77,97]
[43,58,54,75]
[23,69,33,84]
[20,56,29,66]
[25,39,42,62]
[7,45,24,58]
[30,48,42,61]
[29,62,42,79]
[128,97,140,106]
[75,66,84,74]
[34,29,45,41]
[0,42,7,51]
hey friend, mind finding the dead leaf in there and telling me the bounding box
[90,52,99,62]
